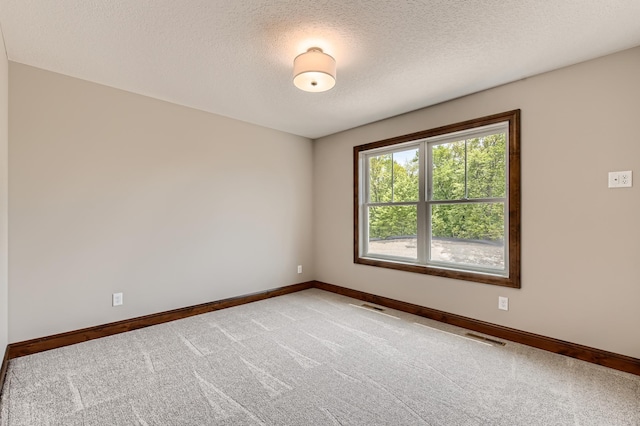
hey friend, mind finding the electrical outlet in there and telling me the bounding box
[112,292,123,307]
[608,171,633,188]
[619,171,632,187]
[297,265,303,274]
[498,296,509,311]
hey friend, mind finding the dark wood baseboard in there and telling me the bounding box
[313,281,640,376]
[3,279,638,377]
[7,281,314,359]
[0,347,8,397]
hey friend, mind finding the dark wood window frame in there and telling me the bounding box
[354,110,521,288]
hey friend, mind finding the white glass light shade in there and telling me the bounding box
[293,48,336,92]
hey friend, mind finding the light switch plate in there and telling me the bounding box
[608,171,632,188]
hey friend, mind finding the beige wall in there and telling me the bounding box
[314,47,640,358]
[0,29,8,352]
[9,63,314,343]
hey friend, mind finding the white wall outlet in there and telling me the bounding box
[112,292,123,307]
[498,296,509,311]
[297,265,303,274]
[608,171,633,188]
[619,171,632,187]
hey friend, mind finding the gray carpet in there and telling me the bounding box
[1,288,638,425]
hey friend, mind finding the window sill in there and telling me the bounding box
[354,256,520,288]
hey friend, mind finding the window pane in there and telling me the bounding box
[368,154,392,202]
[467,133,506,199]
[392,148,419,202]
[431,141,465,200]
[430,203,504,270]
[368,205,417,259]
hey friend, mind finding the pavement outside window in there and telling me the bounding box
[368,238,504,269]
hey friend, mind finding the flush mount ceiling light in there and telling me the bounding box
[293,47,336,92]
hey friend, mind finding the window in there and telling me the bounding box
[354,110,520,287]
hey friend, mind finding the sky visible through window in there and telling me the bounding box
[392,149,416,166]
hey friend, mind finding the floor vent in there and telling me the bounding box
[361,303,385,312]
[465,333,506,346]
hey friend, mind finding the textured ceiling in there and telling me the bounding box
[1,1,639,139]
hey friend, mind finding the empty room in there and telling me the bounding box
[0,1,638,425]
